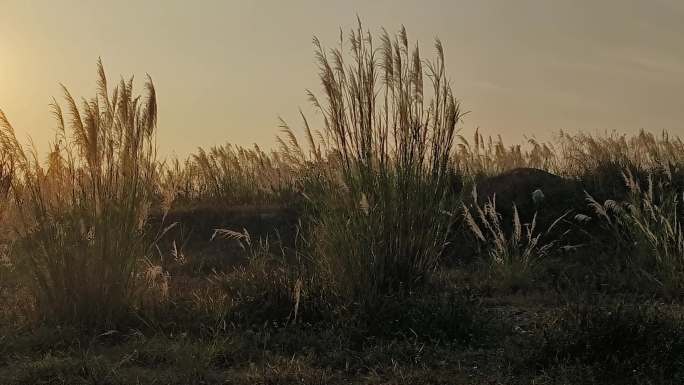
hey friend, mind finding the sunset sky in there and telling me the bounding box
[1,0,683,158]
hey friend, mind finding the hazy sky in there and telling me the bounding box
[1,0,683,158]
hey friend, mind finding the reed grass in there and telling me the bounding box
[0,60,160,328]
[453,129,684,198]
[277,22,464,303]
[164,143,302,207]
[585,170,684,295]
[463,188,568,288]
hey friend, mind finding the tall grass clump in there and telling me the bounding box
[585,170,684,295]
[285,22,463,302]
[0,60,160,328]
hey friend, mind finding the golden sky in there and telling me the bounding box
[1,0,683,158]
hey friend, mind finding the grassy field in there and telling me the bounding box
[2,24,684,384]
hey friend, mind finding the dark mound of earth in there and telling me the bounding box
[472,167,584,226]
[148,204,299,273]
[448,168,589,264]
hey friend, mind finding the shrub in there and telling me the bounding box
[0,60,160,328]
[208,229,336,327]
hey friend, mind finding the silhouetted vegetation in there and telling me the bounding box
[1,21,684,384]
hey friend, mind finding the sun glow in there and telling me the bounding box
[0,41,12,97]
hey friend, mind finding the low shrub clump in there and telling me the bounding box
[463,191,569,291]
[206,229,311,327]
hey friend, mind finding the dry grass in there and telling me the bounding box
[463,188,569,289]
[585,170,684,296]
[2,19,684,385]
[277,22,464,302]
[0,59,161,328]
[452,129,684,180]
[167,143,301,207]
